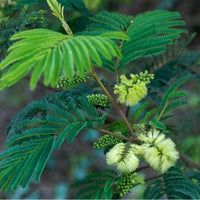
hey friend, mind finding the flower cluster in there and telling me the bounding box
[106,129,179,174]
[87,94,110,108]
[114,71,154,106]
[57,73,87,90]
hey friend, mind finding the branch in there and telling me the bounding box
[91,66,139,144]
[179,152,200,170]
[92,128,129,141]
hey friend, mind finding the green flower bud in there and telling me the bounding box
[87,94,110,108]
[93,133,123,149]
[116,173,145,197]
[57,73,87,90]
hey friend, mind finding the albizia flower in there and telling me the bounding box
[114,76,148,107]
[139,129,179,173]
[106,143,139,173]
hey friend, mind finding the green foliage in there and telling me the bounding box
[71,169,118,199]
[0,8,48,61]
[0,29,125,90]
[119,10,187,69]
[144,167,200,199]
[0,91,106,193]
[82,10,187,71]
[0,136,55,194]
[14,0,89,15]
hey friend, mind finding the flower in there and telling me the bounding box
[114,74,148,106]
[140,129,179,173]
[106,143,139,173]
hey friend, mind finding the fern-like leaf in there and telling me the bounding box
[144,167,200,199]
[0,92,106,193]
[71,169,117,199]
[0,29,125,90]
[0,136,55,194]
[81,10,187,70]
[119,10,187,69]
[158,75,190,115]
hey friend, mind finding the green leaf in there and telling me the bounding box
[144,167,200,199]
[0,136,55,194]
[0,92,105,193]
[100,31,129,40]
[168,91,188,99]
[140,108,157,123]
[150,117,166,130]
[0,29,123,90]
[165,100,187,113]
[133,102,151,121]
[118,10,187,69]
[158,75,190,114]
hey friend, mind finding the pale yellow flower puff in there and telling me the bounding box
[142,129,179,173]
[133,144,148,156]
[120,74,133,86]
[144,147,160,170]
[114,77,148,106]
[106,143,139,173]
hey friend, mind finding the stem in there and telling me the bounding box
[115,40,124,84]
[135,165,150,172]
[92,128,129,141]
[158,100,169,121]
[60,18,73,36]
[91,67,139,143]
[125,106,130,118]
[179,152,200,170]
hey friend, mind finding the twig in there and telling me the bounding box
[179,152,200,170]
[135,165,150,172]
[91,66,139,144]
[145,175,162,182]
[92,128,129,141]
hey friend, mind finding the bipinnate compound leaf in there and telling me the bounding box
[144,167,200,199]
[0,29,125,90]
[0,92,105,193]
[0,136,55,194]
[81,10,187,71]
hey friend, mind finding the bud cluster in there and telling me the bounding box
[93,133,123,149]
[57,74,87,89]
[87,94,110,108]
[116,173,144,197]
[131,70,154,84]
